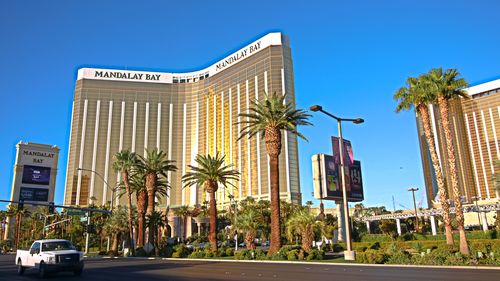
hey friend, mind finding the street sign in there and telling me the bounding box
[80,217,88,222]
[67,211,86,216]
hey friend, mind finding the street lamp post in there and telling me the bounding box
[407,187,420,232]
[310,104,363,261]
[228,194,238,251]
[77,167,117,254]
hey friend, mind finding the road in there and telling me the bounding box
[0,254,499,281]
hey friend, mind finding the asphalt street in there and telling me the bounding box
[0,254,499,281]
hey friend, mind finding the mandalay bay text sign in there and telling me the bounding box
[78,32,284,84]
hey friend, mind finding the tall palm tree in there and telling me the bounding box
[423,68,470,255]
[394,76,454,245]
[285,208,319,252]
[113,149,139,256]
[238,92,311,254]
[182,153,240,253]
[234,208,263,250]
[103,206,132,255]
[7,205,29,251]
[174,205,191,241]
[138,148,176,245]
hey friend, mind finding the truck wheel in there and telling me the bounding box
[38,262,47,278]
[17,259,25,275]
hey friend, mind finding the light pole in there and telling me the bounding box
[228,194,238,251]
[471,196,483,231]
[77,167,117,254]
[407,187,420,232]
[310,104,363,261]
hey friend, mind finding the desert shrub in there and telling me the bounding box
[217,247,227,257]
[360,234,393,243]
[386,250,412,264]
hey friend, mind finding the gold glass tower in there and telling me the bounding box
[63,32,302,208]
[417,78,500,207]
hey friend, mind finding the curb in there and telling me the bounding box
[83,256,500,270]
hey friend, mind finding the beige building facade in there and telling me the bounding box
[64,32,302,210]
[417,78,500,207]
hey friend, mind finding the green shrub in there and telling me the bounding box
[360,234,393,242]
[225,248,235,257]
[362,249,388,264]
[386,250,412,264]
[306,249,325,260]
[287,249,299,261]
[270,250,287,260]
[204,249,215,258]
[172,244,190,258]
[159,244,174,258]
[235,249,254,260]
[254,249,267,260]
[332,243,346,252]
[369,242,381,250]
[217,247,227,257]
[135,247,148,257]
[188,251,205,259]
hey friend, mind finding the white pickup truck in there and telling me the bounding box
[16,239,84,278]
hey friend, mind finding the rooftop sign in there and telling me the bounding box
[77,32,283,84]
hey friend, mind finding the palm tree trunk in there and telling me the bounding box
[122,171,136,256]
[137,190,147,248]
[417,103,454,245]
[269,155,282,254]
[146,173,157,245]
[111,233,119,255]
[208,186,218,253]
[265,126,283,255]
[437,96,469,255]
[183,216,187,241]
[302,229,313,252]
[245,232,256,250]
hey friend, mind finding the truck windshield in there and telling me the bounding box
[42,241,74,251]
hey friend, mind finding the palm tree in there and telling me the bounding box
[113,149,139,256]
[7,205,29,251]
[103,206,132,255]
[0,210,7,241]
[146,211,166,256]
[394,76,454,245]
[285,208,319,252]
[238,92,311,254]
[138,148,176,245]
[128,171,148,248]
[423,68,470,255]
[174,206,191,241]
[234,208,263,250]
[182,153,240,253]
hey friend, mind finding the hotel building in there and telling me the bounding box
[63,32,302,210]
[417,78,500,207]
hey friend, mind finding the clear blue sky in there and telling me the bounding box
[1,0,499,211]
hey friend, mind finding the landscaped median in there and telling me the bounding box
[123,236,500,267]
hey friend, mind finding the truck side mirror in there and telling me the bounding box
[75,245,82,251]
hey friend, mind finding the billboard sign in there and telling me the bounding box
[22,165,51,185]
[312,154,364,202]
[19,187,49,202]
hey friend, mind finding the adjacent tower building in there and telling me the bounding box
[417,78,500,207]
[64,32,302,209]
